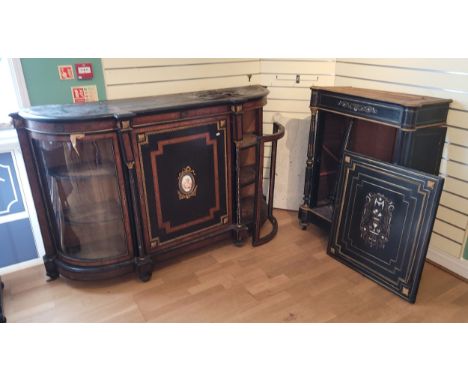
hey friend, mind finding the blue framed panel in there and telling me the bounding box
[0,151,37,267]
[0,152,25,216]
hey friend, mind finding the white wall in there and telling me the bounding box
[259,59,335,210]
[102,58,260,99]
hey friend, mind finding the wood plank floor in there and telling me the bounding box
[2,209,468,322]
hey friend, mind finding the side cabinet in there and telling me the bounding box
[299,86,451,302]
[12,85,284,282]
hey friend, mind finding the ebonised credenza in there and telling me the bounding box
[11,85,284,282]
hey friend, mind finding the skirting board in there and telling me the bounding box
[427,248,468,282]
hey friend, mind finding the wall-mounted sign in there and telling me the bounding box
[75,63,94,80]
[58,65,74,80]
[71,85,99,103]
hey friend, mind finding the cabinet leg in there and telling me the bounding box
[43,255,59,281]
[136,258,153,282]
[232,225,248,247]
[298,205,310,231]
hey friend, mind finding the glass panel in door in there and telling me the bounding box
[32,134,129,262]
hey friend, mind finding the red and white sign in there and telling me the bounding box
[71,85,99,103]
[58,65,74,80]
[75,63,94,80]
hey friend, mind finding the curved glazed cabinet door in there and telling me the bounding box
[30,131,134,272]
[133,116,232,253]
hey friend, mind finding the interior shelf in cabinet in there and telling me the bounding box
[239,133,258,149]
[240,196,267,224]
[61,234,127,260]
[62,247,128,261]
[240,165,256,186]
[311,204,333,223]
[319,170,337,177]
[62,200,123,225]
[47,161,116,180]
[322,145,340,162]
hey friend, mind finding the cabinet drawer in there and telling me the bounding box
[133,117,232,253]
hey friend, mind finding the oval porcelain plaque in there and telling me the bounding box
[178,166,197,200]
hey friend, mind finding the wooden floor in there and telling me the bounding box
[2,209,468,322]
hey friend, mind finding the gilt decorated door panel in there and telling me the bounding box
[328,151,444,302]
[133,117,231,253]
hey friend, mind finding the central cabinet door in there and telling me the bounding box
[133,117,232,253]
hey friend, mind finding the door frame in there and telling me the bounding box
[0,59,44,274]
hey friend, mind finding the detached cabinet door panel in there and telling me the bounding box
[328,151,444,302]
[134,117,231,253]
